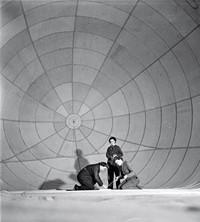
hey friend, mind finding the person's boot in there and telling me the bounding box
[136,185,143,190]
[73,184,80,190]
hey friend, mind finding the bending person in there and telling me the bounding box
[113,157,142,190]
[74,162,108,190]
[106,136,123,189]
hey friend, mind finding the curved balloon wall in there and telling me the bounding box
[0,0,200,190]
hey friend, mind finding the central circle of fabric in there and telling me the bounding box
[66,114,81,129]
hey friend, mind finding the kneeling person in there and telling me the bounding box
[74,162,108,190]
[114,157,142,190]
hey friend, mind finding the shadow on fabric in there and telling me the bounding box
[69,149,90,182]
[39,179,66,190]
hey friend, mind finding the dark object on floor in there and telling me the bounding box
[73,184,80,190]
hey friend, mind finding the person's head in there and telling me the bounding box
[113,157,123,166]
[99,162,108,171]
[109,136,117,146]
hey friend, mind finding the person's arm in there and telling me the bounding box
[125,161,137,179]
[94,165,103,186]
[106,147,112,159]
[116,146,123,158]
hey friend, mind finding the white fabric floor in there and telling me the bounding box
[1,189,200,222]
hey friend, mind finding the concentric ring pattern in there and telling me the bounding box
[0,0,200,190]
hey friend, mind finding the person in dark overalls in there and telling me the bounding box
[73,162,108,190]
[113,156,142,190]
[106,137,123,189]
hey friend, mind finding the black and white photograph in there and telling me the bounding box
[0,0,200,221]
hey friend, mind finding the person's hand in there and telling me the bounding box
[100,185,107,189]
[115,176,120,181]
[124,175,128,180]
[94,185,100,190]
[112,154,118,160]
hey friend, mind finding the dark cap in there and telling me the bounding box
[109,136,117,143]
